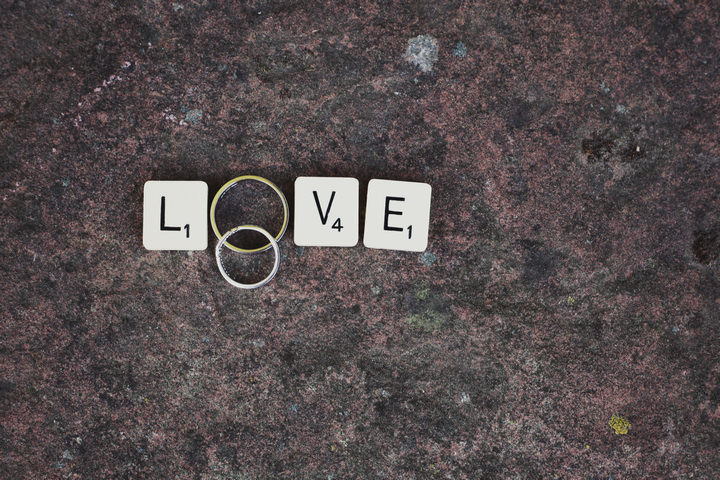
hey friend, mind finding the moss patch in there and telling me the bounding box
[405,282,449,332]
[406,310,446,332]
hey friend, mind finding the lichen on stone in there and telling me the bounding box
[185,109,203,125]
[609,414,631,435]
[452,41,467,58]
[419,251,437,266]
[415,286,429,301]
[405,34,438,73]
[406,312,445,331]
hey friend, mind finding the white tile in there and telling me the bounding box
[363,179,432,252]
[143,181,208,250]
[294,177,359,247]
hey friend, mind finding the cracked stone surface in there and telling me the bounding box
[1,1,719,479]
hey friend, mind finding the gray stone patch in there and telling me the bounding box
[405,34,439,73]
[452,41,467,58]
[419,251,437,266]
[185,109,203,125]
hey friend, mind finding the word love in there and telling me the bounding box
[143,177,432,253]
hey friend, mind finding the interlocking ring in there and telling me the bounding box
[215,225,280,289]
[210,175,289,254]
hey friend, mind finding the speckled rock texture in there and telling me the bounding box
[2,1,719,479]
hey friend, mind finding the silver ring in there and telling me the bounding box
[215,225,280,289]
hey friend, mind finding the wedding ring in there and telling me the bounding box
[210,175,289,253]
[215,225,280,289]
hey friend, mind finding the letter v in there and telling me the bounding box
[313,191,336,225]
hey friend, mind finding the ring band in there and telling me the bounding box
[215,225,280,289]
[210,175,289,253]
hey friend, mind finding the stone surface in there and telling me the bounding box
[1,1,719,479]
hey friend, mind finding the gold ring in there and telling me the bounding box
[210,175,289,253]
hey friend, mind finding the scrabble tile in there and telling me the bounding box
[143,180,208,250]
[294,176,359,247]
[363,179,432,252]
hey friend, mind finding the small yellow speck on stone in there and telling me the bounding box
[567,296,575,305]
[609,414,631,435]
[330,444,335,452]
[586,444,590,449]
